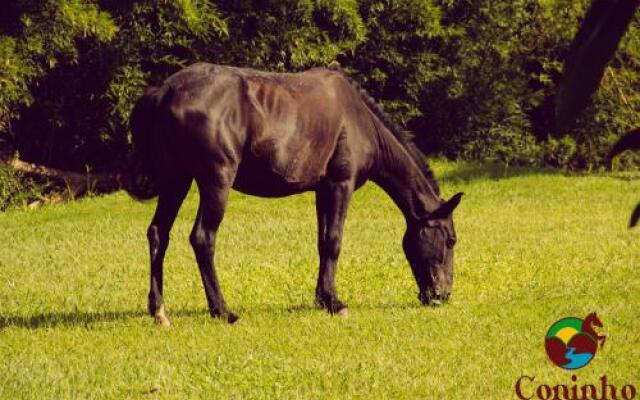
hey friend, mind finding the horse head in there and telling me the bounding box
[585,312,603,329]
[403,193,463,306]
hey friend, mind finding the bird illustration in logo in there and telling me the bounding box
[545,312,606,370]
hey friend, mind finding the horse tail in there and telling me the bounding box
[123,87,162,200]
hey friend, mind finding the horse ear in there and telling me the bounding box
[429,192,463,220]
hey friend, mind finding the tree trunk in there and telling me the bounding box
[10,159,123,197]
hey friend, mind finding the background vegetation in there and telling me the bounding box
[1,0,639,178]
[1,4,637,396]
[0,160,638,398]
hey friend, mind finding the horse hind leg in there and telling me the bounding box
[147,177,192,326]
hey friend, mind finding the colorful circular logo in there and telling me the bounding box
[544,313,606,370]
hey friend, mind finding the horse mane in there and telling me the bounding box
[328,65,441,196]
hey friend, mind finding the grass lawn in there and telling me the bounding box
[0,161,638,399]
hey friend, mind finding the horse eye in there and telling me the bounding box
[446,237,456,249]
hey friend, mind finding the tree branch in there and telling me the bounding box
[10,159,123,196]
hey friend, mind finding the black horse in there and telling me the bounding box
[128,63,462,325]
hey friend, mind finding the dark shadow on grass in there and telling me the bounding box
[438,161,640,185]
[438,161,564,184]
[0,310,145,330]
[282,301,422,314]
[0,308,205,330]
[1,301,441,329]
[606,171,640,182]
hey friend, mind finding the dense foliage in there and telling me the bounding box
[1,0,638,174]
[0,163,47,211]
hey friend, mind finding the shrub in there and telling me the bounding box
[0,162,44,211]
[0,0,637,180]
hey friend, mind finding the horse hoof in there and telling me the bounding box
[336,307,349,317]
[226,312,240,324]
[211,310,240,324]
[154,305,171,327]
[430,299,443,307]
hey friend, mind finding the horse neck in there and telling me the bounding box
[370,126,441,225]
[582,315,597,335]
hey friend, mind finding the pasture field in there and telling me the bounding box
[0,161,638,399]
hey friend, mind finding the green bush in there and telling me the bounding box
[0,0,638,179]
[0,163,44,211]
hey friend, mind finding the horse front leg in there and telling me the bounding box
[190,171,238,324]
[598,335,606,348]
[315,180,353,315]
[147,178,191,327]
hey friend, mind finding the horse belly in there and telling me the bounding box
[232,152,320,197]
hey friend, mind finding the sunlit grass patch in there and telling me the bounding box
[0,161,638,399]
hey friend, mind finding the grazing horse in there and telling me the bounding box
[127,63,462,325]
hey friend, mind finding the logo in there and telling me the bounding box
[514,313,637,400]
[544,312,606,370]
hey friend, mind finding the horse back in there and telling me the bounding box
[242,69,348,184]
[142,64,372,193]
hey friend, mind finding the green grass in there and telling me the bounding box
[0,161,638,399]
